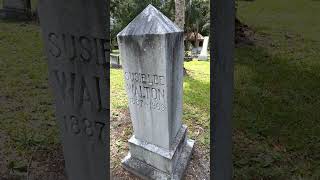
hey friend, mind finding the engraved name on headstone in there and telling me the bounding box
[118,5,194,180]
[37,0,109,180]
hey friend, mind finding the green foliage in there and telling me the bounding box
[110,0,210,42]
[110,0,174,43]
[0,0,319,178]
[185,0,210,35]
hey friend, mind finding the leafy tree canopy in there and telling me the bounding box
[185,0,210,36]
[111,0,174,40]
[111,0,209,42]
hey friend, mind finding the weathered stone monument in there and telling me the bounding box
[198,36,209,61]
[0,0,31,20]
[211,0,235,179]
[117,5,194,179]
[110,54,121,68]
[37,0,109,180]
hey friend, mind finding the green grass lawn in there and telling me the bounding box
[0,0,319,179]
[0,20,60,177]
[234,0,320,178]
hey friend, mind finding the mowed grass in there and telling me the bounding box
[0,19,59,174]
[234,0,320,179]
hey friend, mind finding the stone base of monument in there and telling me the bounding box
[122,125,195,180]
[0,8,31,20]
[197,55,208,61]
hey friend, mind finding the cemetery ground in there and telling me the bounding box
[0,0,319,179]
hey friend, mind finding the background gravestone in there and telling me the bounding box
[0,0,31,20]
[198,36,209,60]
[110,54,121,68]
[37,0,109,180]
[117,5,194,179]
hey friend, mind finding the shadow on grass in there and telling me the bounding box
[233,45,320,178]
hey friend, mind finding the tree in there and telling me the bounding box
[185,0,210,50]
[174,0,185,29]
[110,0,174,43]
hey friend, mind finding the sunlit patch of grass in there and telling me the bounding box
[110,69,127,109]
[183,61,210,148]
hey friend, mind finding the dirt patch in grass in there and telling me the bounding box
[27,146,66,180]
[235,18,255,47]
[0,143,66,180]
[110,108,210,180]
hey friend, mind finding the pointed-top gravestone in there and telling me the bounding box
[118,4,182,36]
[117,4,194,180]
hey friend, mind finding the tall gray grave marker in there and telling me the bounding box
[37,0,109,180]
[211,0,235,179]
[117,5,194,180]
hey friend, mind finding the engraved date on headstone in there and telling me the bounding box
[63,115,105,139]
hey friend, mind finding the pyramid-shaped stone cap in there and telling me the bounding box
[117,4,182,37]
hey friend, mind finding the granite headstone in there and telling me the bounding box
[37,0,109,180]
[117,5,194,180]
[198,36,209,60]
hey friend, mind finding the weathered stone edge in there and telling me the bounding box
[128,125,187,160]
[122,139,195,180]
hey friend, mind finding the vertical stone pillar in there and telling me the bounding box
[118,5,194,180]
[37,0,109,179]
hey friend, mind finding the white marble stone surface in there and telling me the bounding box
[118,5,194,179]
[117,5,184,150]
[198,36,209,60]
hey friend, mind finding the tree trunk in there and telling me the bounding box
[174,0,185,29]
[174,0,186,75]
[194,24,199,52]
